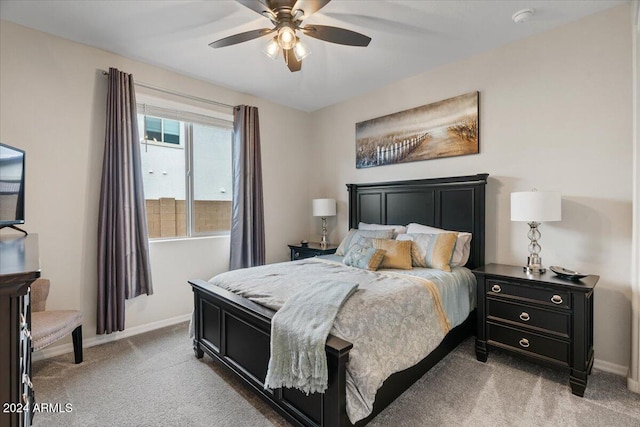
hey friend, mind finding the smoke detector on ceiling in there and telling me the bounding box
[512,8,535,24]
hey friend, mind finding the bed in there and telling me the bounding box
[189,173,488,426]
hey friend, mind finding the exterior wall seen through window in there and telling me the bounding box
[137,113,232,238]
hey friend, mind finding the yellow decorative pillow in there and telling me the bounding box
[372,239,412,270]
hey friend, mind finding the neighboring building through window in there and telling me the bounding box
[144,116,181,145]
[137,102,233,239]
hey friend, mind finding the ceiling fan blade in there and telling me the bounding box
[209,28,274,48]
[292,0,331,18]
[236,0,275,19]
[301,25,371,46]
[284,49,302,72]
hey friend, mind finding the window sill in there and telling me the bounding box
[149,234,230,244]
[141,139,184,149]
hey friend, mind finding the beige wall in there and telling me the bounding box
[630,0,640,393]
[0,21,311,349]
[308,4,633,370]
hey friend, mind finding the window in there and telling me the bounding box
[137,102,233,239]
[144,116,181,145]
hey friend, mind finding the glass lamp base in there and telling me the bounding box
[524,255,546,274]
[320,217,328,248]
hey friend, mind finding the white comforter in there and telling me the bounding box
[208,257,475,423]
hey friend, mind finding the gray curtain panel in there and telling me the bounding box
[97,67,153,335]
[229,105,266,270]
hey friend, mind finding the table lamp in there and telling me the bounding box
[312,198,336,248]
[511,190,561,274]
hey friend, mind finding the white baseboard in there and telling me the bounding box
[32,313,191,362]
[629,378,640,394]
[593,358,629,377]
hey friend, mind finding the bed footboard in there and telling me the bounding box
[190,279,353,427]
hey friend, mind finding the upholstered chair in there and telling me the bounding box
[30,278,83,364]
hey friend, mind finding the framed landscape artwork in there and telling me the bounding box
[355,91,479,168]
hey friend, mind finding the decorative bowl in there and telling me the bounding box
[549,265,588,281]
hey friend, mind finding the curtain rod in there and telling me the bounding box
[101,70,234,110]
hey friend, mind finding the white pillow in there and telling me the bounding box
[358,222,408,238]
[405,223,472,267]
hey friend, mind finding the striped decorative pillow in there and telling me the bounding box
[405,223,472,267]
[397,233,458,271]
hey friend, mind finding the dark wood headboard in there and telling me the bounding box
[347,173,489,270]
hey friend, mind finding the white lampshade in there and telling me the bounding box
[313,198,336,217]
[511,191,561,222]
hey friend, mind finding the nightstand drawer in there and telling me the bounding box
[487,322,569,365]
[487,298,570,338]
[292,248,317,260]
[487,279,571,309]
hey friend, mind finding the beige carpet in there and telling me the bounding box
[31,322,640,426]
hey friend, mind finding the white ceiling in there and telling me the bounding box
[0,0,627,112]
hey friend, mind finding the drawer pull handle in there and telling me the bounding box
[295,252,300,258]
[519,312,530,321]
[491,284,502,293]
[519,338,530,348]
[23,374,33,388]
[551,295,563,305]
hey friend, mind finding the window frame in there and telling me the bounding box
[136,94,233,240]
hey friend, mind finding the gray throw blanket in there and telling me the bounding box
[264,280,358,394]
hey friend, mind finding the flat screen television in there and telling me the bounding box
[0,143,26,233]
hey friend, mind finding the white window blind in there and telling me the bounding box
[137,103,233,129]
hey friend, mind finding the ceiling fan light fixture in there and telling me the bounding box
[277,25,296,50]
[263,37,280,59]
[293,38,311,61]
[210,0,371,73]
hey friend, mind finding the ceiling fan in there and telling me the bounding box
[209,0,371,72]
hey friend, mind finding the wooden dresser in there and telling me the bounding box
[0,234,40,427]
[474,263,598,396]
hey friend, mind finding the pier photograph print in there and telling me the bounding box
[355,92,479,168]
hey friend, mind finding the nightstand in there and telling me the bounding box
[288,242,338,261]
[473,263,598,397]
